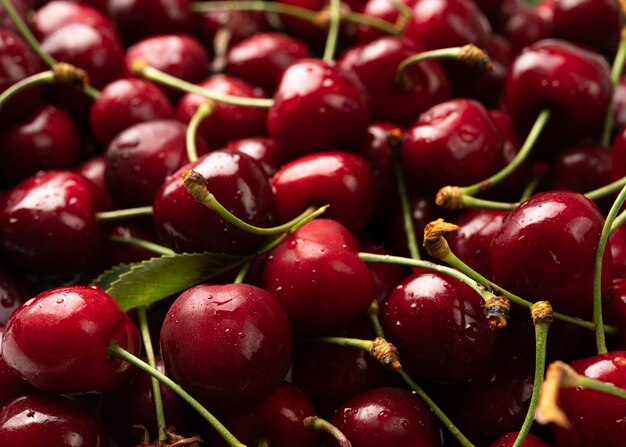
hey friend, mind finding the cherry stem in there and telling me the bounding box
[0,0,56,67]
[189,1,400,36]
[301,336,372,351]
[303,416,351,447]
[0,70,54,110]
[460,108,551,197]
[96,206,154,222]
[601,27,626,147]
[519,173,545,202]
[323,0,341,62]
[137,307,167,443]
[233,262,251,284]
[395,45,492,87]
[132,61,274,108]
[611,208,626,234]
[183,169,329,236]
[585,174,626,201]
[108,342,247,447]
[367,300,385,338]
[108,236,175,256]
[388,0,412,32]
[593,183,626,354]
[186,101,216,163]
[565,368,626,399]
[461,195,518,210]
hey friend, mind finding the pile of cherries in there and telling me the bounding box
[2,0,626,445]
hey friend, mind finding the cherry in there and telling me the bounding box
[489,432,549,447]
[611,77,626,135]
[359,241,408,303]
[382,268,498,384]
[338,36,451,127]
[0,171,102,278]
[0,327,34,405]
[498,2,552,51]
[0,104,82,187]
[0,394,110,446]
[499,39,612,142]
[261,219,376,335]
[489,190,611,317]
[160,283,293,410]
[89,78,175,146]
[193,10,272,48]
[329,387,442,447]
[610,227,626,280]
[276,0,344,49]
[610,126,626,182]
[75,155,116,211]
[0,267,27,326]
[107,0,192,44]
[33,0,118,41]
[177,75,269,150]
[2,285,139,393]
[224,137,282,177]
[401,98,503,196]
[105,119,207,208]
[603,279,626,348]
[355,0,417,43]
[152,150,275,255]
[224,32,311,94]
[0,0,29,36]
[553,351,626,446]
[208,383,320,447]
[271,151,376,234]
[268,59,371,160]
[388,196,437,259]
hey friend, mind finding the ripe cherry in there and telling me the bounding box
[489,432,549,447]
[33,0,118,41]
[224,137,282,176]
[0,267,27,326]
[0,327,33,405]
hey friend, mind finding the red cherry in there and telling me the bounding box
[33,0,118,40]
[489,432,549,447]
[610,227,626,280]
[75,155,116,211]
[355,0,417,43]
[0,268,27,326]
[224,137,282,177]
[498,2,552,51]
[2,286,139,393]
[193,10,272,48]
[160,283,293,410]
[0,327,34,405]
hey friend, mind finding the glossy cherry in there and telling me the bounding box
[0,268,27,326]
[2,286,139,393]
[355,0,417,43]
[0,327,33,406]
[224,136,282,176]
[0,394,110,447]
[268,59,371,160]
[33,0,118,40]
[261,219,376,335]
[160,283,293,410]
[152,150,275,255]
[489,432,549,447]
[498,2,552,51]
[490,190,611,317]
[76,155,116,211]
[359,241,408,303]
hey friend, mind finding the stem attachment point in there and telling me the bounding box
[369,337,402,371]
[484,296,511,329]
[436,186,463,210]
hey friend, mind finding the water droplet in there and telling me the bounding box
[378,411,389,421]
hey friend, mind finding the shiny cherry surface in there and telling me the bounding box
[0,327,33,406]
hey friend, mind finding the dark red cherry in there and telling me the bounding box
[402,98,503,196]
[105,119,206,208]
[41,24,124,89]
[603,279,626,348]
[610,227,626,280]
[359,241,408,303]
[0,327,34,405]
[224,32,311,94]
[610,127,626,181]
[612,77,626,135]
[268,59,371,160]
[382,269,498,384]
[208,383,319,447]
[125,34,210,101]
[0,104,82,187]
[338,36,450,127]
[355,0,418,43]
[499,2,552,51]
[0,171,102,277]
[0,0,29,36]
[152,150,275,255]
[33,0,118,40]
[90,78,174,146]
[193,10,272,48]
[261,219,376,335]
[553,351,626,446]
[490,190,611,317]
[489,432,549,447]
[0,394,110,447]
[224,137,282,177]
[2,286,139,393]
[177,75,268,150]
[330,387,442,447]
[0,268,27,326]
[107,0,192,44]
[271,151,376,234]
[160,283,293,410]
[75,155,116,211]
[499,39,611,142]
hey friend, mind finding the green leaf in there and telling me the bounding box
[92,262,135,291]
[94,252,247,311]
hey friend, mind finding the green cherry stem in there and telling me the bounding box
[96,206,154,222]
[585,175,626,202]
[0,0,56,67]
[183,169,328,236]
[137,307,167,443]
[593,183,626,354]
[388,0,412,32]
[108,236,175,256]
[303,416,351,447]
[519,173,545,202]
[611,208,626,234]
[186,101,216,163]
[322,0,342,62]
[557,363,626,400]
[601,27,626,147]
[233,262,251,284]
[0,71,54,110]
[108,341,246,447]
[512,302,552,447]
[132,60,273,108]
[367,299,385,338]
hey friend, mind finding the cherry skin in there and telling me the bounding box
[268,59,371,160]
[33,0,118,40]
[489,432,549,447]
[338,36,451,127]
[2,286,139,393]
[261,219,376,335]
[224,137,282,177]
[330,387,442,447]
[388,196,437,259]
[0,267,27,326]
[152,150,275,255]
[498,2,552,51]
[382,269,498,384]
[355,0,418,43]
[0,104,82,187]
[553,351,626,446]
[489,190,611,317]
[0,171,102,278]
[177,75,268,150]
[401,98,503,196]
[224,32,311,94]
[610,126,626,182]
[193,10,272,48]
[89,78,174,146]
[75,155,116,211]
[612,77,626,135]
[359,241,408,303]
[160,283,293,410]
[0,327,34,406]
[610,227,626,280]
[0,394,110,447]
[271,151,376,234]
[105,119,207,207]
[0,0,29,36]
